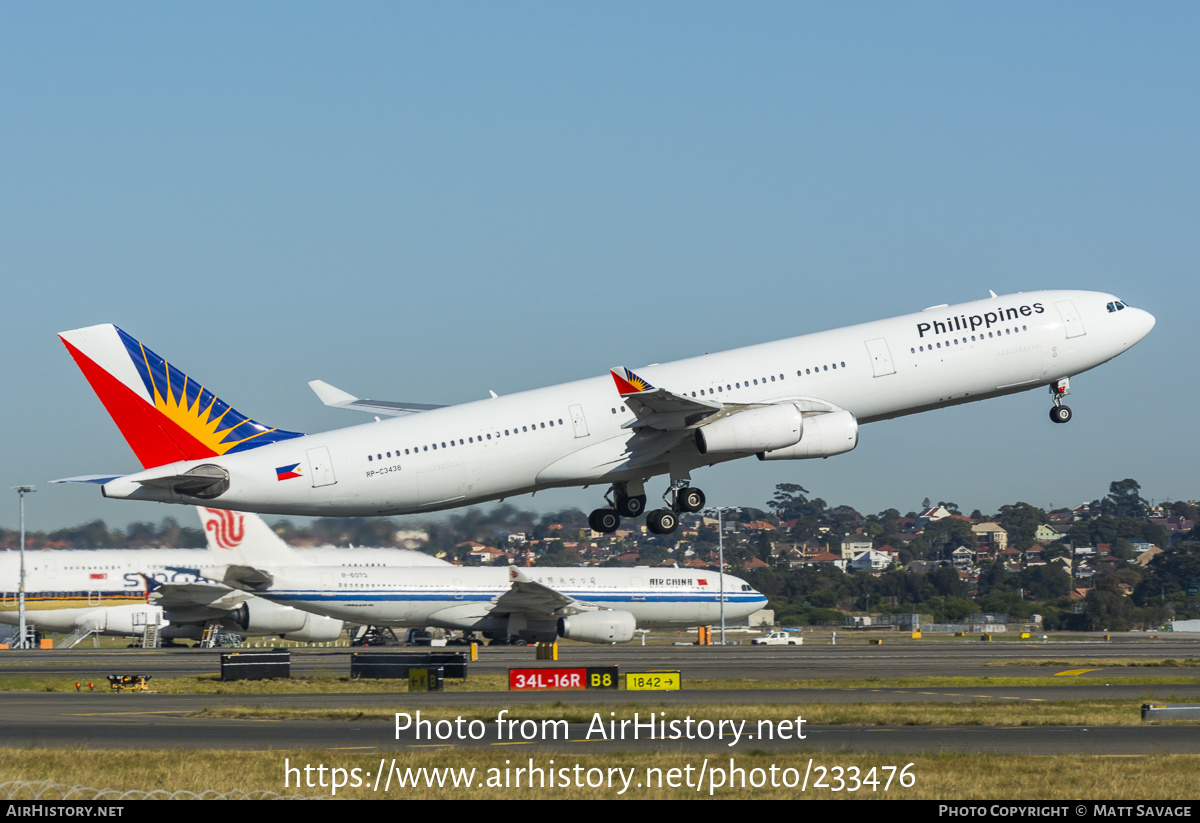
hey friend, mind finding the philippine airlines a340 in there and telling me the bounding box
[57,290,1153,536]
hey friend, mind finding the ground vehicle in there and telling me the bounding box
[752,631,802,646]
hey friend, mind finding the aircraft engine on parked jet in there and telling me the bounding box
[557,610,637,644]
[232,601,344,642]
[695,403,804,455]
[756,410,858,460]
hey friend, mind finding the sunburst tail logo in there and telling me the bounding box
[610,367,655,396]
[58,324,305,470]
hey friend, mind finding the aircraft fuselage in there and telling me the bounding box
[96,290,1154,516]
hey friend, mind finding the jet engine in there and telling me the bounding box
[756,410,858,460]
[695,403,804,455]
[77,604,164,636]
[232,601,345,642]
[557,610,637,644]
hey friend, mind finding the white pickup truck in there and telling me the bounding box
[751,631,802,646]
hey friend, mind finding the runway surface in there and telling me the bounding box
[1,635,1198,755]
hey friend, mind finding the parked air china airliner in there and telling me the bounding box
[193,508,765,644]
[0,510,446,644]
[57,290,1153,535]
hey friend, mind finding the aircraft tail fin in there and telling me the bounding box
[59,324,303,469]
[198,507,297,567]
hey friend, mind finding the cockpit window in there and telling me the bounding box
[1106,300,1129,313]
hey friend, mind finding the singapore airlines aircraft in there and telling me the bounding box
[192,508,766,644]
[0,512,447,643]
[57,290,1153,535]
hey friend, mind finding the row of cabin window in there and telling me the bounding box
[797,362,847,376]
[687,373,788,397]
[3,591,124,599]
[367,418,568,461]
[910,325,1029,353]
[670,366,848,400]
[610,363,850,410]
[370,360,855,456]
[648,371,844,403]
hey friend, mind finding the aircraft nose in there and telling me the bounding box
[1131,307,1156,342]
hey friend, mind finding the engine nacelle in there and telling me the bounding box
[557,610,637,644]
[284,614,344,643]
[232,601,344,642]
[695,403,804,455]
[757,410,858,460]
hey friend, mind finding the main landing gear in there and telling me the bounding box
[588,482,643,535]
[1049,378,1072,424]
[587,481,707,536]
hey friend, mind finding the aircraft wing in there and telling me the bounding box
[308,380,447,417]
[490,567,593,617]
[148,581,249,610]
[611,367,851,430]
[204,564,275,593]
[610,367,723,431]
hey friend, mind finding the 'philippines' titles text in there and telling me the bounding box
[917,302,1044,338]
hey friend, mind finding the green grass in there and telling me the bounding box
[197,698,1195,727]
[1,749,1196,799]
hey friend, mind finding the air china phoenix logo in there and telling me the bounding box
[276,463,303,481]
[203,507,245,550]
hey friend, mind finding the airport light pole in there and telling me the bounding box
[13,486,35,650]
[705,506,738,646]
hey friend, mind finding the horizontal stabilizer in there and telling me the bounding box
[308,379,447,416]
[49,474,123,485]
[137,464,230,500]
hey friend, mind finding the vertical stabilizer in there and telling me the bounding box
[199,507,298,567]
[59,324,303,469]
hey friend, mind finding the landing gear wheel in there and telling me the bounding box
[676,487,706,513]
[646,509,679,535]
[617,494,647,518]
[588,508,621,534]
[1050,405,1072,424]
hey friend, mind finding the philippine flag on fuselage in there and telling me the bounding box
[276,463,303,481]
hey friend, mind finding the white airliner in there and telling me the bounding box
[192,508,766,644]
[0,510,447,643]
[57,290,1153,535]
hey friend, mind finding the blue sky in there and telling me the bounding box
[2,3,1195,530]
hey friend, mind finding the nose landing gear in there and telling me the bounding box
[1049,378,1072,424]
